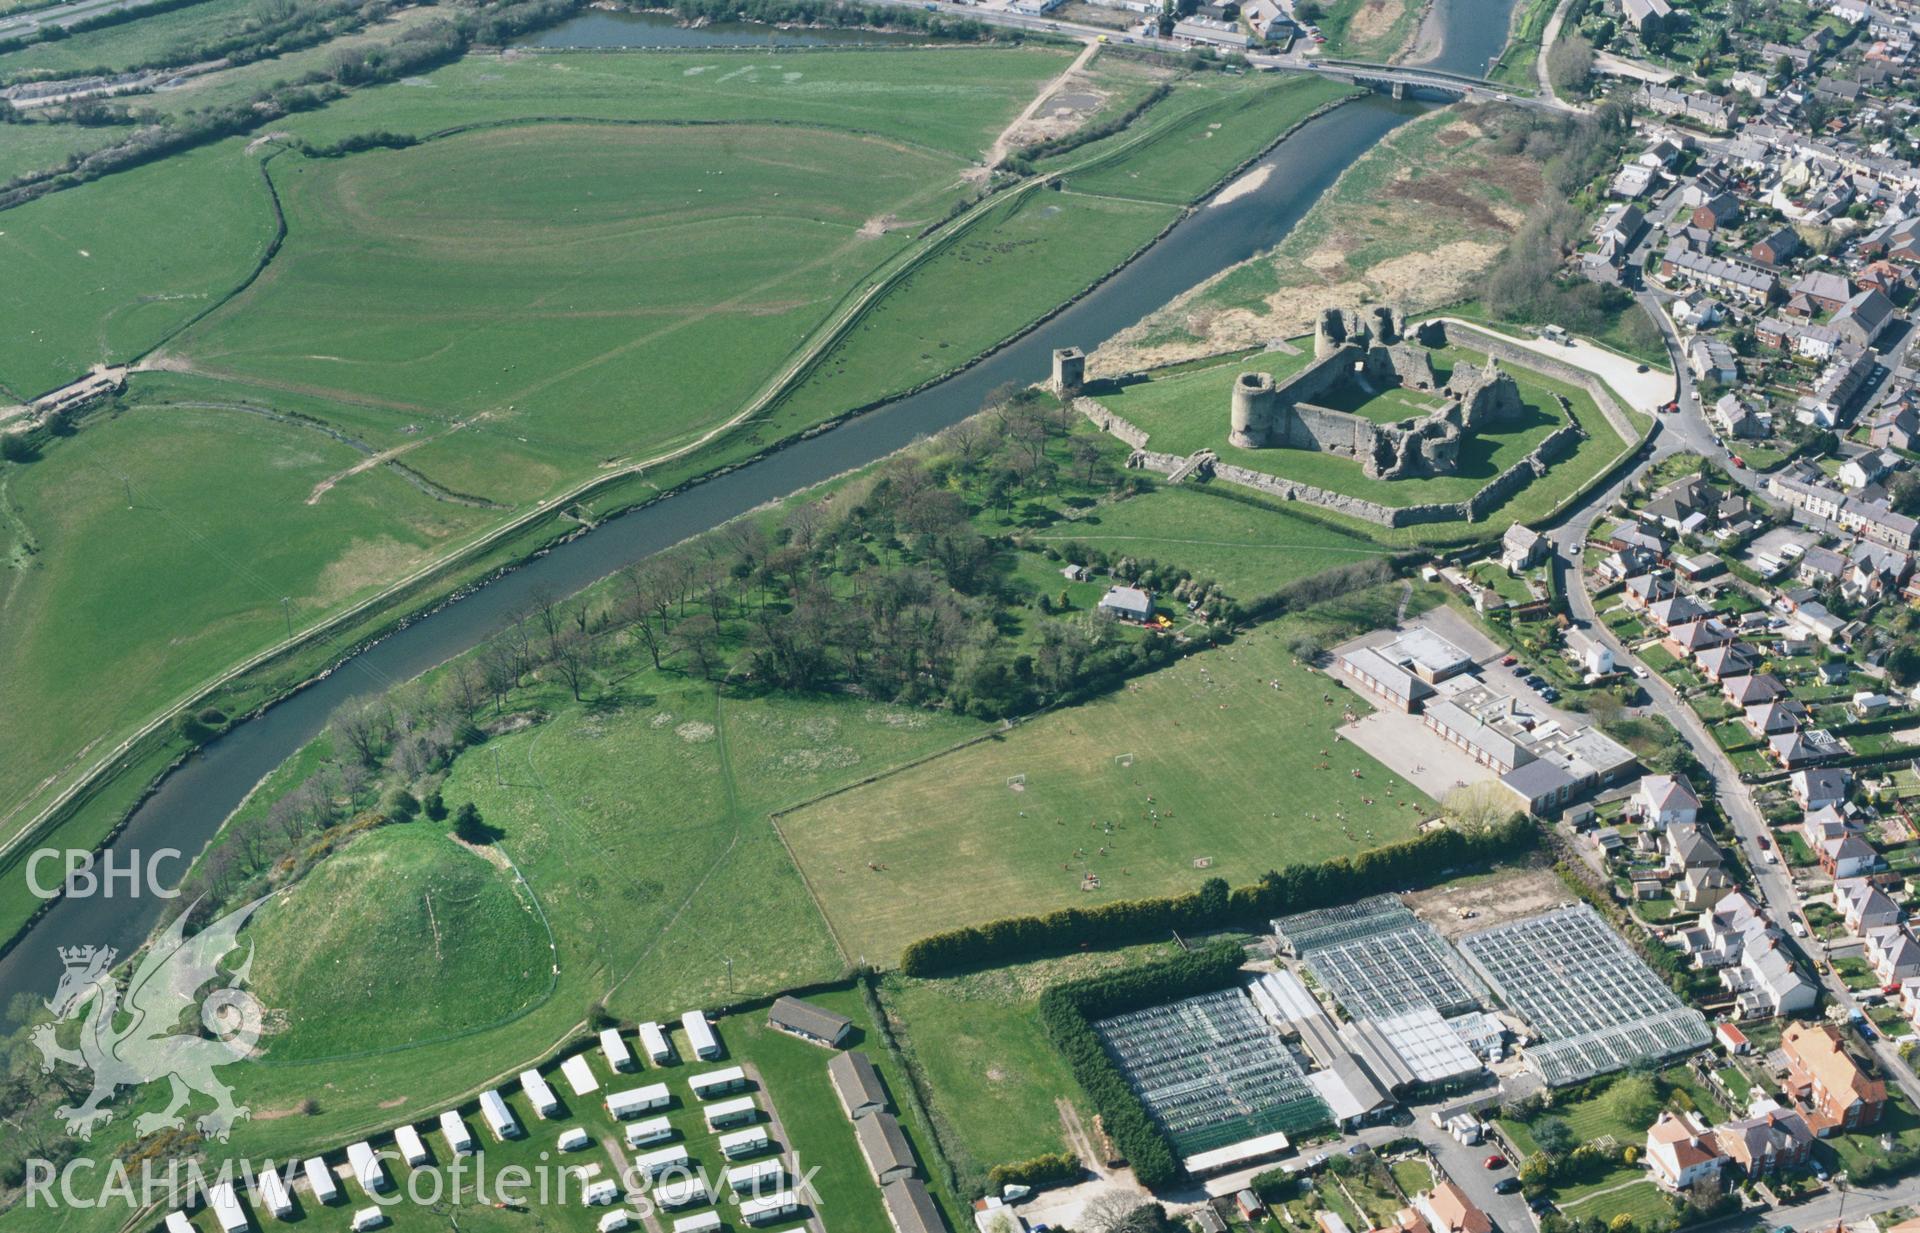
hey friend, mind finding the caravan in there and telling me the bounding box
[679,1011,721,1060]
[480,1090,522,1141]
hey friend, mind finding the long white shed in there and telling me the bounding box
[254,1168,294,1220]
[703,1096,757,1131]
[738,1191,798,1225]
[604,1083,670,1120]
[631,1145,689,1179]
[439,1111,476,1156]
[345,1142,388,1196]
[637,1021,672,1064]
[599,1028,635,1072]
[670,1213,722,1233]
[654,1177,706,1211]
[679,1011,721,1060]
[724,1159,785,1194]
[622,1116,675,1148]
[560,1054,599,1097]
[687,1066,747,1100]
[206,1182,249,1233]
[717,1126,771,1158]
[301,1159,340,1205]
[394,1124,429,1167]
[519,1069,561,1118]
[480,1089,521,1141]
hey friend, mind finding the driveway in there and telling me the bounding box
[1429,317,1676,417]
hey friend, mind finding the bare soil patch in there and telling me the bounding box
[1406,860,1570,938]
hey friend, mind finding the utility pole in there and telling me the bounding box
[723,956,733,996]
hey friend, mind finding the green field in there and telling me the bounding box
[779,589,1433,964]
[1027,484,1394,598]
[0,119,119,188]
[0,138,279,399]
[0,0,254,80]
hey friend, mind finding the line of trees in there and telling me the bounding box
[1036,940,1246,1189]
[663,0,991,38]
[900,812,1537,974]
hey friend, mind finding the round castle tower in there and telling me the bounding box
[1229,372,1275,448]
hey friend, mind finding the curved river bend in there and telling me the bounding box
[0,0,1516,1014]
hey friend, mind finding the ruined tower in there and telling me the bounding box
[1313,308,1350,359]
[1051,347,1085,396]
[1229,372,1275,448]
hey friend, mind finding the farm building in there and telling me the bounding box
[1097,585,1153,622]
[301,1159,340,1205]
[724,1159,786,1194]
[207,1182,249,1233]
[166,1212,195,1233]
[854,1111,919,1185]
[581,1179,621,1207]
[439,1111,476,1156]
[655,1177,708,1210]
[350,1208,386,1233]
[623,1115,675,1147]
[600,1028,635,1072]
[345,1142,389,1195]
[597,1213,631,1233]
[393,1125,429,1167]
[557,1127,590,1152]
[704,1095,759,1131]
[738,1191,799,1225]
[561,1054,599,1096]
[689,1066,749,1100]
[681,1010,722,1060]
[671,1214,722,1233]
[881,1177,945,1233]
[634,1145,691,1179]
[828,1050,891,1121]
[519,1069,561,1118]
[766,995,853,1047]
[606,1082,671,1119]
[719,1126,773,1158]
[254,1169,293,1220]
[480,1090,521,1140]
[638,1021,673,1064]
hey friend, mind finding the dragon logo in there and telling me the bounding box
[31,896,271,1142]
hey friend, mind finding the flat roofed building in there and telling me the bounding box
[345,1143,387,1196]
[680,1010,721,1060]
[207,1182,249,1233]
[605,1083,671,1120]
[827,1050,890,1120]
[704,1095,759,1130]
[719,1126,773,1158]
[519,1069,560,1118]
[623,1115,675,1148]
[394,1125,429,1167]
[301,1159,340,1205]
[633,1145,690,1179]
[1382,629,1475,683]
[480,1090,520,1141]
[880,1177,945,1233]
[638,1021,673,1064]
[599,1028,635,1072]
[1423,700,1535,774]
[766,995,853,1047]
[439,1111,475,1156]
[855,1111,919,1185]
[167,1213,196,1233]
[738,1191,798,1225]
[688,1066,748,1099]
[560,1054,599,1097]
[254,1171,293,1221]
[1337,646,1434,713]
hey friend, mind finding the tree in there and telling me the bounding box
[672,612,723,680]
[551,628,596,701]
[452,802,501,844]
[1443,781,1522,831]
[1601,1074,1660,1128]
[1547,33,1595,96]
[1534,1117,1576,1154]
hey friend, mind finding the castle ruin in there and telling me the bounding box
[1228,306,1526,481]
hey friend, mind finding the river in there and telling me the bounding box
[0,0,1518,1018]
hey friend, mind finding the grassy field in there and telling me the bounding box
[0,0,253,79]
[0,138,279,399]
[1090,345,1580,508]
[1314,0,1423,60]
[171,121,967,499]
[1026,484,1395,598]
[0,118,119,187]
[1102,106,1542,371]
[779,588,1434,965]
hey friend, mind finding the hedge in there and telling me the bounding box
[985,1151,1081,1194]
[1036,942,1246,1189]
[900,815,1537,975]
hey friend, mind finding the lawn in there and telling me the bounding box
[1313,0,1422,59]
[1026,484,1396,600]
[0,0,256,80]
[0,117,119,188]
[779,589,1433,965]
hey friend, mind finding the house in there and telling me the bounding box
[1782,1022,1885,1133]
[1646,1111,1727,1191]
[1625,572,1678,609]
[1415,1184,1493,1233]
[1502,523,1547,571]
[1694,643,1752,682]
[1689,336,1739,384]
[1664,822,1722,873]
[1662,244,1777,302]
[1680,864,1736,910]
[854,1112,919,1186]
[1714,1105,1814,1175]
[1098,585,1153,622]
[1623,0,1672,34]
[1630,773,1701,829]
[1821,834,1880,880]
[1723,673,1785,707]
[1692,193,1742,232]
[1667,618,1734,654]
[1643,84,1734,131]
[1790,270,1854,313]
[1713,393,1771,439]
[1835,879,1896,925]
[1869,402,1920,452]
[1792,766,1850,809]
[827,1050,891,1121]
[1867,924,1920,987]
[1750,225,1802,266]
[767,995,853,1048]
[1838,450,1898,491]
[1832,288,1898,349]
[1745,698,1809,737]
[1717,1022,1749,1054]
[1738,938,1819,1016]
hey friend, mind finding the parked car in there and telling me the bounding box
[1632,665,1649,678]
[1494,1178,1522,1195]
[1501,655,1518,666]
[1757,835,1770,849]
[1483,1154,1508,1170]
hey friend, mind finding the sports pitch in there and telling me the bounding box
[779,604,1434,965]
